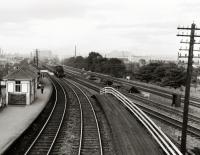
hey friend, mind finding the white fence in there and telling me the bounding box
[100,87,182,155]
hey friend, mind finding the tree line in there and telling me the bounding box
[134,62,187,89]
[62,52,126,78]
[62,52,199,89]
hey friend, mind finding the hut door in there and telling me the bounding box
[8,93,26,105]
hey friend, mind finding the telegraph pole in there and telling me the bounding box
[177,23,200,154]
[35,49,39,68]
[75,45,77,58]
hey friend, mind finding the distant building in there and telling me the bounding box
[178,51,200,67]
[39,50,53,60]
[178,58,200,68]
[3,65,39,105]
[108,55,177,65]
[0,54,24,67]
[0,58,7,68]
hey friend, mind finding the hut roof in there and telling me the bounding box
[3,65,38,80]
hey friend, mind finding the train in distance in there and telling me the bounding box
[53,65,65,78]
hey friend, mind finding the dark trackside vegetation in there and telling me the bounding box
[134,62,187,89]
[62,52,200,89]
[62,52,126,78]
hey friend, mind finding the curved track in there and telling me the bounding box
[24,77,67,155]
[125,92,200,124]
[62,78,103,155]
[62,65,200,108]
[64,74,200,139]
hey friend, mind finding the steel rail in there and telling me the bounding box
[62,68,200,133]
[24,77,67,155]
[101,88,173,155]
[47,78,67,154]
[61,80,83,155]
[61,71,200,135]
[62,65,200,108]
[135,103,200,137]
[47,65,184,154]
[67,75,200,137]
[64,78,103,155]
[100,87,182,155]
[127,93,200,124]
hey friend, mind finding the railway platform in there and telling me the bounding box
[0,77,53,154]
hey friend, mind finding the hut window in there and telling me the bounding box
[15,81,21,92]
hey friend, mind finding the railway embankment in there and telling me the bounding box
[94,94,164,155]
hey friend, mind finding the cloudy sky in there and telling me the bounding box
[0,0,199,57]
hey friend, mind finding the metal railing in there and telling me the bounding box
[100,87,182,155]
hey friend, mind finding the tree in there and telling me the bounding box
[152,63,174,83]
[152,65,166,82]
[107,58,126,77]
[162,66,186,89]
[63,52,126,78]
[74,56,87,69]
[135,62,186,88]
[139,59,146,66]
[136,62,162,83]
[86,52,103,71]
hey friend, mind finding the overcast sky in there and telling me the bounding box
[0,0,199,57]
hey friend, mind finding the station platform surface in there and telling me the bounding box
[0,77,53,154]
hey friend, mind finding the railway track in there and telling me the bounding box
[62,78,103,155]
[72,75,200,133]
[135,102,200,137]
[24,77,67,155]
[65,73,200,127]
[63,65,200,108]
[45,65,200,152]
[125,92,200,125]
[64,74,200,139]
